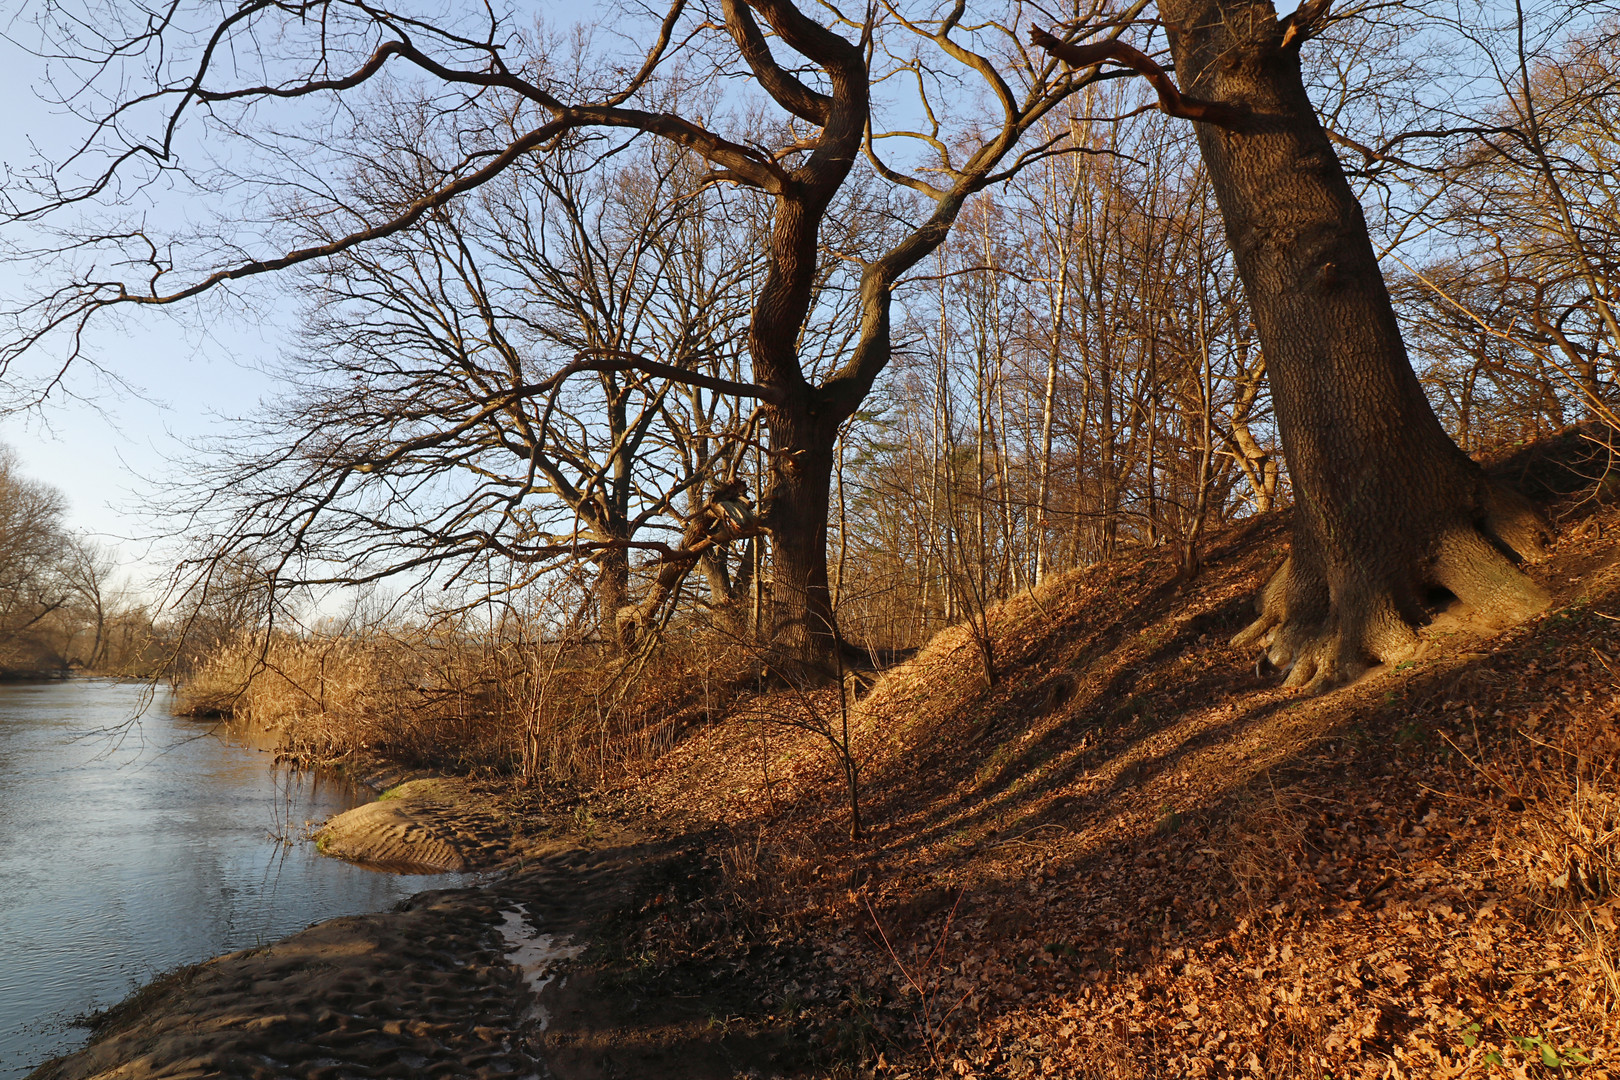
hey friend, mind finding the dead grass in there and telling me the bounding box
[1211,782,1315,913]
[1456,683,1620,1012]
[175,621,761,783]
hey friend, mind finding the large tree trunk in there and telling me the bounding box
[1159,0,1549,689]
[760,396,840,675]
[596,546,634,654]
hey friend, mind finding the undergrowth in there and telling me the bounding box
[175,622,760,784]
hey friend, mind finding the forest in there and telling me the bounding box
[5,0,1620,1075]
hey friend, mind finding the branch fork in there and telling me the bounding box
[1028,25,1244,129]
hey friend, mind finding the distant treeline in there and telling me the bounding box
[0,448,163,679]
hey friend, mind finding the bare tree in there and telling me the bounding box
[57,536,118,668]
[3,0,1139,676]
[0,448,111,674]
[172,127,769,654]
[0,452,71,670]
[1033,0,1551,689]
[1386,8,1620,441]
[824,89,1273,645]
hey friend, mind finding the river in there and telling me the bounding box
[0,680,471,1079]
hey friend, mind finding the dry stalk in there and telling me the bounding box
[863,892,974,1077]
[1214,782,1311,910]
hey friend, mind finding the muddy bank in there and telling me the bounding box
[30,882,538,1080]
[27,785,836,1080]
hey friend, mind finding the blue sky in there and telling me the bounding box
[0,22,285,581]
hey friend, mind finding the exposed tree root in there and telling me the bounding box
[1234,497,1550,694]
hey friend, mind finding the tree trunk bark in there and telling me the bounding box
[1159,0,1550,689]
[596,546,633,653]
[700,545,748,636]
[760,396,840,675]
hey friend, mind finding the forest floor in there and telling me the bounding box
[34,426,1620,1080]
[588,425,1620,1079]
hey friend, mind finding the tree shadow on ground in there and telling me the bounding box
[851,514,1292,863]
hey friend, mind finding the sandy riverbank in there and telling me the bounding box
[26,775,823,1080]
[312,776,525,873]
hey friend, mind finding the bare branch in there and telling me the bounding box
[721,0,832,125]
[1028,24,1244,129]
[1279,0,1335,50]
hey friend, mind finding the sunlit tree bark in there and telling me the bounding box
[1039,0,1550,689]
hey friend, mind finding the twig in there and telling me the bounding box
[992,822,1070,849]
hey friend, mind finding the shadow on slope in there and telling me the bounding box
[643,426,1620,1076]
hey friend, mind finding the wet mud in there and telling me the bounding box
[30,805,817,1080]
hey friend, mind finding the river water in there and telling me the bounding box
[0,680,471,1079]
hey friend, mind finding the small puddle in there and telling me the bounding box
[498,904,585,1029]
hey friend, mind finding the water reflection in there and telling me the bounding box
[0,680,471,1079]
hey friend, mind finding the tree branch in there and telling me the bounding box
[1279,0,1334,50]
[721,0,832,125]
[1028,25,1243,129]
[565,350,787,406]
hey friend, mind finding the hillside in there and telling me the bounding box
[34,429,1620,1080]
[602,428,1620,1078]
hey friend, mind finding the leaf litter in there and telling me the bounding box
[603,446,1620,1078]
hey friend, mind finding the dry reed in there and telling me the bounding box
[175,622,756,783]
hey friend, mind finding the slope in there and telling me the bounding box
[626,427,1620,1078]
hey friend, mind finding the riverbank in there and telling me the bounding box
[28,767,849,1080]
[0,682,483,1080]
[31,434,1620,1079]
